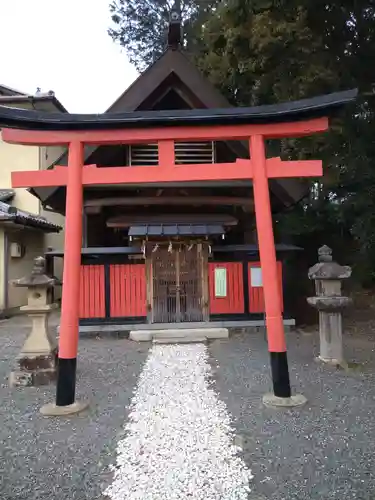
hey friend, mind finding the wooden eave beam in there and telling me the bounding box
[84,196,255,208]
[106,214,239,228]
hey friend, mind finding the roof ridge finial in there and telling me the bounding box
[168,0,182,49]
[172,0,181,14]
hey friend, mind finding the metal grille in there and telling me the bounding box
[174,142,215,164]
[129,144,158,166]
[129,142,215,166]
[152,245,204,323]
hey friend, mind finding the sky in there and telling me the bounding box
[0,0,139,113]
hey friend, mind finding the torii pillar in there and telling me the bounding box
[251,135,306,407]
[46,141,89,415]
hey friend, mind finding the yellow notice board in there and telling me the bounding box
[214,267,227,297]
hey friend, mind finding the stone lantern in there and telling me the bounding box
[307,245,352,366]
[9,256,57,387]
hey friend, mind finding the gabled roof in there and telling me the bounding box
[55,48,233,168]
[0,91,67,113]
[0,83,67,112]
[107,49,231,113]
[0,84,26,97]
[19,49,354,207]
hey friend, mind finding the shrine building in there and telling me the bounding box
[1,15,356,337]
[40,31,310,332]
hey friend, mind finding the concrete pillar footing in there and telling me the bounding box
[315,356,348,368]
[262,393,307,408]
[40,401,89,417]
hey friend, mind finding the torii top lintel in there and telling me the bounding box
[0,89,356,141]
[0,88,357,188]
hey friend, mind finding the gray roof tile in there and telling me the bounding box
[0,200,61,232]
[0,189,15,202]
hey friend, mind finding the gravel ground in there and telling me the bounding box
[0,317,149,500]
[1,315,375,500]
[209,328,375,500]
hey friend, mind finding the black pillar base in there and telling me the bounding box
[56,358,77,406]
[270,351,291,398]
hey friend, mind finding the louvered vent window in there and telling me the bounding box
[129,144,158,166]
[129,142,215,166]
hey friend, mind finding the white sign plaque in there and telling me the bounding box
[250,267,263,287]
[214,268,227,297]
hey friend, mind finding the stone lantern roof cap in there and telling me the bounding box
[12,256,55,288]
[308,245,352,280]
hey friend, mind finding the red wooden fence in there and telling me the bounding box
[79,265,106,318]
[248,261,283,313]
[208,262,245,314]
[109,264,147,317]
[79,261,283,320]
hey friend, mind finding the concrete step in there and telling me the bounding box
[153,336,208,345]
[154,328,228,339]
[130,327,228,342]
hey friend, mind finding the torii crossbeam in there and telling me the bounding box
[0,88,357,413]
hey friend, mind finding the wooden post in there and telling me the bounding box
[175,251,181,322]
[55,141,84,407]
[250,135,291,398]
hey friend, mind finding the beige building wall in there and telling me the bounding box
[0,134,39,213]
[42,210,65,301]
[0,229,6,315]
[40,145,66,297]
[0,137,66,311]
[0,135,40,314]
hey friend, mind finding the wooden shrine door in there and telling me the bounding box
[151,245,206,323]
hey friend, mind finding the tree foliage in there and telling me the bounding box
[192,0,375,283]
[108,0,218,72]
[108,0,375,284]
[192,3,338,105]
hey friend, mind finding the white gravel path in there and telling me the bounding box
[104,343,253,500]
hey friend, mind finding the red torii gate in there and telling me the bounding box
[1,89,356,413]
